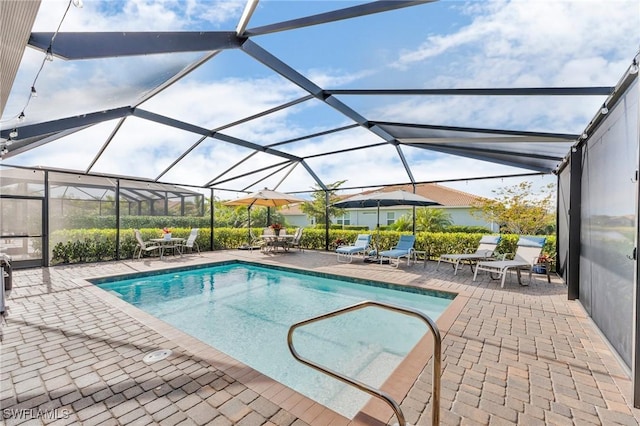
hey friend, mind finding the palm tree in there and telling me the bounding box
[416,208,452,232]
[389,214,413,231]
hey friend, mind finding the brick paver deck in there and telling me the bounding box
[1,250,639,425]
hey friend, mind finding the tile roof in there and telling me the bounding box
[361,183,486,207]
[280,183,484,216]
[280,203,306,215]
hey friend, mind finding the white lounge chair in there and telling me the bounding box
[336,234,371,263]
[437,235,501,275]
[379,235,416,268]
[473,236,546,288]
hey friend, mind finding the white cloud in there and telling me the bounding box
[36,0,244,32]
[397,0,638,70]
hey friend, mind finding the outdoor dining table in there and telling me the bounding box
[260,235,295,252]
[150,237,185,259]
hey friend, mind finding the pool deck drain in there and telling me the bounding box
[1,249,639,425]
[143,349,173,364]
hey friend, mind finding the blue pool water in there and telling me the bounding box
[94,262,454,418]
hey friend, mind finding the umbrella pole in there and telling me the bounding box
[412,205,416,235]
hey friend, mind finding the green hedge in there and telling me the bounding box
[445,225,492,233]
[313,224,370,230]
[50,227,556,268]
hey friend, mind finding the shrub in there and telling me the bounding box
[49,226,556,270]
[445,225,492,234]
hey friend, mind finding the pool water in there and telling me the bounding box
[95,262,453,418]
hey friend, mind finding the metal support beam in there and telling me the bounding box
[326,87,615,96]
[567,146,582,300]
[325,190,330,251]
[29,31,243,60]
[245,0,433,36]
[43,171,49,267]
[115,179,120,260]
[210,188,215,251]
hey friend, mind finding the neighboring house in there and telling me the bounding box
[280,183,498,231]
[279,203,311,228]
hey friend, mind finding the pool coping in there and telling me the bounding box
[78,259,469,425]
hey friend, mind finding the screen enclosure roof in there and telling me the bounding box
[1,0,639,197]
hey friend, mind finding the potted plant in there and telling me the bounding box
[162,227,172,240]
[533,254,552,274]
[270,223,283,236]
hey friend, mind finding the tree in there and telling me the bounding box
[390,208,452,232]
[471,181,555,235]
[389,214,413,231]
[300,180,346,226]
[415,208,453,232]
[208,197,285,228]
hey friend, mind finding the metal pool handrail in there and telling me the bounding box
[287,300,441,426]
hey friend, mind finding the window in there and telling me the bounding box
[336,213,351,226]
[386,212,395,225]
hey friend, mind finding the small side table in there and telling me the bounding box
[412,250,429,268]
[532,260,552,283]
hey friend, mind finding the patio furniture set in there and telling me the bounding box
[133,228,200,260]
[257,227,304,253]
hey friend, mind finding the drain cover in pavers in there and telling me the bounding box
[143,349,172,364]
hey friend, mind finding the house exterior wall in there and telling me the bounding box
[286,206,496,230]
[444,207,498,231]
[282,214,309,228]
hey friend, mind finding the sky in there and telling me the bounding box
[1,0,639,201]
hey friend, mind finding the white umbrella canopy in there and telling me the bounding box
[223,188,306,208]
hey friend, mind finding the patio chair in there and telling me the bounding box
[473,236,547,288]
[133,229,162,259]
[289,228,304,251]
[178,228,200,254]
[260,227,276,253]
[336,234,371,263]
[437,235,501,275]
[379,235,416,268]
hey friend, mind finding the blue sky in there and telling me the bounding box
[2,0,639,200]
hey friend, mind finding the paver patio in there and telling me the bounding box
[1,249,639,425]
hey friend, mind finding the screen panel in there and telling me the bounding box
[579,78,638,367]
[557,164,570,280]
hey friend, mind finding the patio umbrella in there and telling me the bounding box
[223,188,306,245]
[332,190,440,255]
[332,189,440,227]
[223,188,306,208]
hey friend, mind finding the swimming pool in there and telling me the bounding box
[93,261,455,419]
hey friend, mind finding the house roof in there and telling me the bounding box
[361,183,485,207]
[279,203,306,216]
[280,183,483,216]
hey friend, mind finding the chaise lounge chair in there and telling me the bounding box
[379,235,416,268]
[437,235,501,275]
[473,236,547,288]
[336,234,371,263]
